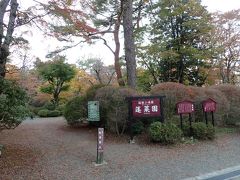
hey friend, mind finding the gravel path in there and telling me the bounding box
[0,117,240,180]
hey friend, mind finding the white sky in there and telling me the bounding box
[11,0,240,67]
[202,0,240,12]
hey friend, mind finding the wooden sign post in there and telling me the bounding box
[96,128,104,165]
[202,98,217,126]
[176,100,195,133]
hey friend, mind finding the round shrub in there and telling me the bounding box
[47,110,61,117]
[64,96,87,125]
[149,122,182,144]
[131,121,144,135]
[38,109,49,117]
[192,122,207,139]
[191,122,215,140]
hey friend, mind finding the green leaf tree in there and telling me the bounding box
[36,56,76,106]
[140,0,212,85]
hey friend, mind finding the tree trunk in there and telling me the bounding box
[0,46,9,77]
[122,0,136,89]
[0,0,18,78]
[114,15,125,86]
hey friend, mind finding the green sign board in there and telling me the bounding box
[88,101,100,121]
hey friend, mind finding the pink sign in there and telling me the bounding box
[177,100,195,114]
[203,98,216,112]
[132,98,161,117]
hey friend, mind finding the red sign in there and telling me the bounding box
[203,98,216,112]
[97,128,104,152]
[177,100,195,114]
[132,98,161,117]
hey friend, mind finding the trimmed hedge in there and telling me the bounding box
[38,109,61,117]
[212,85,240,126]
[150,82,230,126]
[38,109,49,117]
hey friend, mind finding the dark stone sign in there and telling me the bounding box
[177,100,195,114]
[202,98,216,112]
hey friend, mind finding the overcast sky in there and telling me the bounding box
[12,0,240,67]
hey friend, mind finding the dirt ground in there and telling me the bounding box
[1,117,240,180]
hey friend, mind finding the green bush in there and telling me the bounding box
[94,86,139,134]
[149,122,182,144]
[192,122,215,140]
[44,102,56,110]
[47,110,61,117]
[64,96,87,125]
[63,84,105,125]
[56,104,65,112]
[131,121,144,135]
[38,109,49,117]
[206,124,215,140]
[182,123,191,137]
[192,122,207,139]
[38,109,62,117]
[0,78,30,130]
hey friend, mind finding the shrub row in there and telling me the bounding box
[30,102,64,118]
[63,83,237,143]
[149,121,215,144]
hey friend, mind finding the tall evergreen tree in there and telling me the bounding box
[142,0,212,85]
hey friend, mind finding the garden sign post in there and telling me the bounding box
[96,128,104,164]
[176,100,195,133]
[126,96,165,143]
[202,98,217,126]
[88,101,100,121]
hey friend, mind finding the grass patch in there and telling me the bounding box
[215,127,239,134]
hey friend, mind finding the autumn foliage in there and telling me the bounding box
[150,82,232,125]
